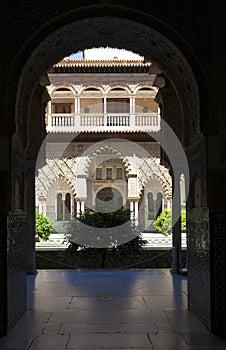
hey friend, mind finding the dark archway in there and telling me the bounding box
[2,7,217,337]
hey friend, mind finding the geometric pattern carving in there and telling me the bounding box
[36,153,171,202]
[124,155,172,199]
[35,157,77,198]
[187,214,210,328]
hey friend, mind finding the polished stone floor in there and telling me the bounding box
[0,269,226,350]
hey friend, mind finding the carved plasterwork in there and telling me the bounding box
[124,155,172,199]
[35,157,77,198]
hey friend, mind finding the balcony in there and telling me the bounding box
[46,113,160,133]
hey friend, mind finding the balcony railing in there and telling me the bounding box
[46,113,160,132]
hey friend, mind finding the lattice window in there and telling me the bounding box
[116,167,123,179]
[106,168,112,180]
[65,193,71,220]
[57,193,63,221]
[96,168,102,180]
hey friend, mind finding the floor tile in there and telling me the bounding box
[49,308,154,324]
[60,323,157,335]
[0,269,225,350]
[164,309,208,332]
[149,332,189,350]
[180,331,226,346]
[0,311,51,349]
[67,333,152,349]
[28,334,69,350]
[33,296,72,311]
[68,296,147,310]
[143,295,187,310]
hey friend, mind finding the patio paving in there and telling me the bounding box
[0,269,225,349]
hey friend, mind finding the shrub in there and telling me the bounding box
[35,212,53,242]
[64,208,147,268]
[154,209,186,236]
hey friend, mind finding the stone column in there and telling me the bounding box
[103,96,107,114]
[24,82,50,275]
[130,201,134,219]
[76,201,81,217]
[47,101,52,129]
[103,96,107,126]
[80,201,85,214]
[162,197,165,210]
[38,196,46,216]
[128,174,139,225]
[25,168,37,275]
[171,170,182,274]
[0,135,11,336]
[76,175,87,216]
[134,200,139,225]
[74,97,80,128]
[130,97,135,126]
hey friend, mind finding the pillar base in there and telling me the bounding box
[26,269,38,275]
[180,267,188,276]
[170,247,181,274]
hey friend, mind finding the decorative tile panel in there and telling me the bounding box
[7,214,27,331]
[187,211,211,329]
[0,216,7,336]
[211,213,226,335]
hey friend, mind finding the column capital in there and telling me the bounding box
[128,197,139,202]
[75,197,87,202]
[127,173,137,178]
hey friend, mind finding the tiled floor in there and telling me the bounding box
[0,269,226,350]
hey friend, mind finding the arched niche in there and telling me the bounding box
[95,186,123,212]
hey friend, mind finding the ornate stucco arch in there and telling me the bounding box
[81,143,127,177]
[94,184,124,199]
[124,155,172,199]
[35,157,77,199]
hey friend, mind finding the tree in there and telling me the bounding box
[65,208,147,268]
[35,212,54,242]
[154,209,186,236]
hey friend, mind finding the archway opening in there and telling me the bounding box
[8,12,211,337]
[95,187,123,213]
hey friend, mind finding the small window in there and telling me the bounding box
[84,87,100,91]
[148,192,154,220]
[55,87,72,91]
[106,168,112,180]
[110,87,125,91]
[77,144,84,153]
[65,193,71,220]
[96,168,102,180]
[57,193,63,221]
[107,98,129,113]
[138,87,153,91]
[116,168,123,179]
[54,103,71,113]
[155,192,162,219]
